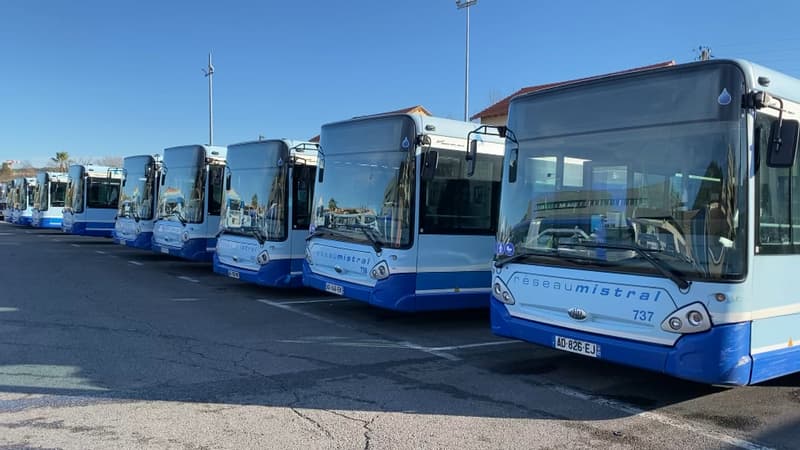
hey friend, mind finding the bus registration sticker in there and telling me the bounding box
[161,247,170,254]
[325,282,344,295]
[227,270,240,279]
[554,336,600,358]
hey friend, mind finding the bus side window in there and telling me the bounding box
[208,166,224,216]
[292,165,315,229]
[757,113,800,251]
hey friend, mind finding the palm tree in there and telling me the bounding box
[51,152,70,172]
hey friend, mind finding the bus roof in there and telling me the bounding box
[323,112,503,143]
[511,59,800,106]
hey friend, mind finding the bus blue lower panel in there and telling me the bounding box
[67,221,114,237]
[152,238,215,262]
[491,299,753,385]
[213,255,301,288]
[17,216,32,227]
[302,263,489,312]
[34,218,63,229]
[115,232,153,250]
[751,346,800,384]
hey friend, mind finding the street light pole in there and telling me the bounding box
[202,53,215,145]
[456,0,476,122]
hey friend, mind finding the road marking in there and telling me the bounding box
[258,299,460,360]
[549,384,774,450]
[171,298,200,302]
[178,276,200,283]
[277,297,350,305]
[426,341,519,352]
[95,250,106,254]
[128,261,144,266]
[0,232,12,236]
[70,244,80,248]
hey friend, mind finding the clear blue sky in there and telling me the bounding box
[1,0,798,167]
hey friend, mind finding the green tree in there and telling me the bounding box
[250,193,259,208]
[328,198,338,211]
[51,152,70,171]
[0,162,12,180]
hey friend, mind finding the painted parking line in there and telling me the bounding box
[548,384,773,450]
[178,276,200,283]
[70,244,80,248]
[426,341,519,352]
[257,299,460,361]
[95,250,107,255]
[128,261,144,266]
[277,297,350,305]
[170,298,201,302]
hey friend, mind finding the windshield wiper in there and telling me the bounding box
[247,227,267,245]
[352,226,383,253]
[160,211,187,225]
[556,241,690,290]
[494,248,558,268]
[306,226,339,241]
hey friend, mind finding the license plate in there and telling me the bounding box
[228,270,240,279]
[118,240,126,246]
[554,336,600,358]
[325,282,344,295]
[161,247,170,254]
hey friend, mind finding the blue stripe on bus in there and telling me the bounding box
[37,218,63,229]
[67,221,114,237]
[491,298,753,385]
[415,270,491,290]
[213,255,301,288]
[302,262,489,312]
[152,237,215,262]
[751,346,800,384]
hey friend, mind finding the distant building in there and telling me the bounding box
[470,61,676,126]
[309,105,432,142]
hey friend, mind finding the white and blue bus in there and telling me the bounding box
[12,177,36,226]
[114,154,163,249]
[2,180,15,222]
[62,164,123,236]
[303,113,504,311]
[488,59,800,385]
[32,172,68,228]
[0,182,8,221]
[152,145,226,261]
[214,139,317,288]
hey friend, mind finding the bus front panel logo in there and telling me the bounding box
[568,307,588,321]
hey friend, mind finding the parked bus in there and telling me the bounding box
[12,177,36,226]
[0,182,8,221]
[487,59,800,385]
[214,139,317,287]
[2,180,15,222]
[152,145,226,261]
[62,164,123,236]
[32,172,68,228]
[114,154,163,249]
[303,113,504,311]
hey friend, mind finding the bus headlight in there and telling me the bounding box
[661,302,711,334]
[492,277,515,305]
[370,261,390,280]
[256,250,269,265]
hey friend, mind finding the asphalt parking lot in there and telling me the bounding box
[1,222,799,449]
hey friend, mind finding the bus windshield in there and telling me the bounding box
[50,182,67,208]
[500,65,747,281]
[313,116,416,249]
[314,151,414,249]
[223,145,288,241]
[119,163,156,221]
[86,178,120,209]
[159,165,204,224]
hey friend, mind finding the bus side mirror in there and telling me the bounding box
[421,150,438,181]
[767,119,800,168]
[318,159,325,183]
[225,173,231,190]
[466,140,478,177]
[508,148,519,183]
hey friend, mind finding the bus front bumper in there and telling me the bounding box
[213,255,300,288]
[115,231,153,250]
[152,238,215,261]
[491,298,753,385]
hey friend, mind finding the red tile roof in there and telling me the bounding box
[470,61,676,121]
[309,105,432,142]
